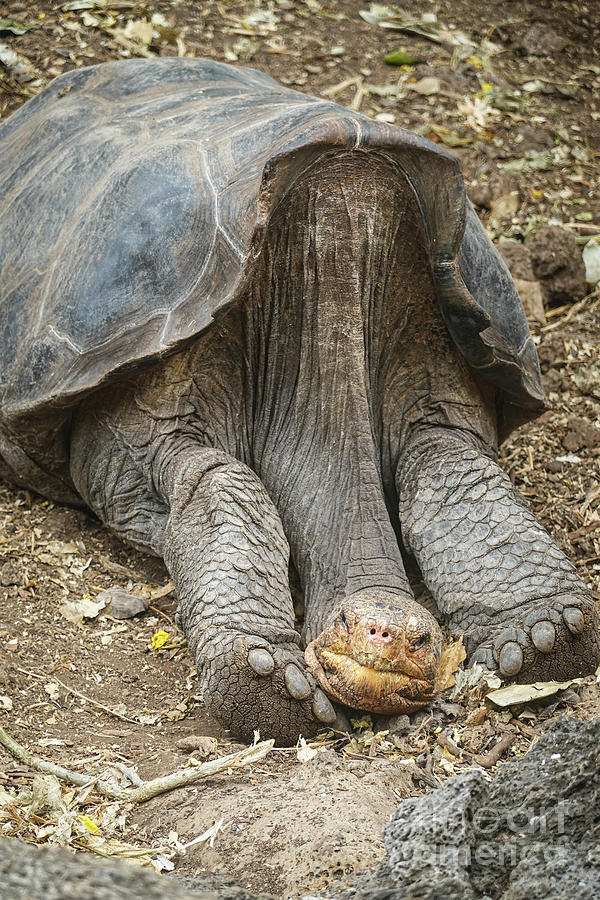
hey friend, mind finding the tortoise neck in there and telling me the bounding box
[243,153,414,634]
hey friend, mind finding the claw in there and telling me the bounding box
[248,647,275,675]
[284,664,312,700]
[563,607,585,635]
[470,647,494,669]
[313,688,336,723]
[531,621,556,653]
[499,641,523,677]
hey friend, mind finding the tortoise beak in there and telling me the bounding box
[305,597,443,714]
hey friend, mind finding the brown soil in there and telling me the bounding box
[0,0,599,895]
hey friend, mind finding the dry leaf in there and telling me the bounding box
[296,736,318,763]
[0,17,36,34]
[486,678,584,708]
[111,19,155,57]
[429,125,474,147]
[0,42,35,82]
[44,681,61,700]
[77,814,100,834]
[409,76,440,95]
[437,636,467,690]
[449,661,501,698]
[59,594,105,627]
[151,629,170,650]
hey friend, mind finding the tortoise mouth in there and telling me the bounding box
[304,590,443,715]
[305,637,438,715]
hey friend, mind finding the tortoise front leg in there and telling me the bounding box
[396,429,600,681]
[156,444,336,743]
[71,409,336,744]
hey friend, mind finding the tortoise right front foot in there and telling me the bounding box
[468,593,599,682]
[198,630,337,744]
[398,434,600,684]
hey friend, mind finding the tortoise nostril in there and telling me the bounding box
[366,625,393,642]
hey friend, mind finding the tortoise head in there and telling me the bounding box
[305,588,443,715]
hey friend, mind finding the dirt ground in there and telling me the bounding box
[0,0,599,895]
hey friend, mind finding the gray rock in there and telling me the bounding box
[96,585,149,619]
[381,716,600,900]
[0,838,220,900]
[527,226,588,306]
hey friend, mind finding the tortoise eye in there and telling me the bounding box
[410,633,430,650]
[340,609,350,632]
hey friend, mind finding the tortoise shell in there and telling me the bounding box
[0,58,544,501]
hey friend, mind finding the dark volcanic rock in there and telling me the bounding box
[0,839,269,900]
[381,717,600,900]
[498,241,546,324]
[561,415,600,452]
[527,226,588,306]
[498,241,536,281]
[0,839,204,900]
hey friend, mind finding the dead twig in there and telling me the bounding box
[412,757,441,788]
[15,667,140,725]
[0,723,274,803]
[54,677,142,724]
[474,732,515,768]
[563,223,600,233]
[320,75,362,98]
[540,288,599,332]
[349,77,366,111]
[0,724,122,799]
[437,730,468,758]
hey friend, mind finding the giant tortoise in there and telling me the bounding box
[0,59,598,743]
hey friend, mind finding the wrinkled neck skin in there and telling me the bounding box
[240,151,495,642]
[245,153,406,640]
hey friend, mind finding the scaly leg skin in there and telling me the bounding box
[156,444,336,743]
[398,431,600,681]
[71,408,336,745]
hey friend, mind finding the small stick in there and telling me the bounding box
[148,580,175,600]
[474,732,514,768]
[541,289,598,332]
[15,667,142,725]
[0,724,123,799]
[0,723,274,803]
[349,78,366,112]
[576,554,600,566]
[148,605,177,627]
[437,730,467,758]
[321,75,362,98]
[53,678,141,725]
[126,740,274,802]
[112,762,144,788]
[412,760,441,788]
[563,223,600,232]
